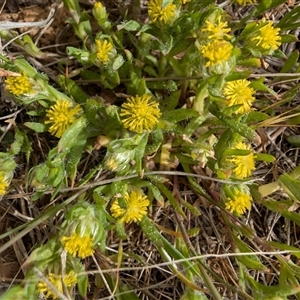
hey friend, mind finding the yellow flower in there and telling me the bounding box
[120,94,161,133]
[223,79,255,114]
[61,233,94,259]
[200,40,233,67]
[95,39,113,62]
[45,100,82,138]
[37,271,77,299]
[228,142,255,178]
[235,0,256,5]
[5,73,33,96]
[182,0,190,3]
[202,16,231,40]
[251,21,281,51]
[148,0,176,24]
[94,2,103,9]
[110,190,150,223]
[0,172,9,195]
[225,190,252,215]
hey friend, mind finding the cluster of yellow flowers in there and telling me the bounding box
[37,271,77,299]
[95,39,114,63]
[251,20,281,51]
[5,73,33,96]
[45,100,82,138]
[148,0,176,24]
[225,188,252,215]
[120,94,162,133]
[110,190,150,223]
[223,79,255,114]
[200,16,233,67]
[61,233,94,259]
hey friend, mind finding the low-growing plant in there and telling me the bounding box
[1,0,300,299]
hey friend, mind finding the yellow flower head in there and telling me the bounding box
[37,271,77,299]
[235,0,257,5]
[148,0,176,24]
[223,79,255,114]
[182,0,191,3]
[228,142,255,178]
[61,233,94,259]
[5,73,33,96]
[0,172,9,195]
[200,40,233,67]
[120,94,161,133]
[45,100,82,138]
[94,1,103,10]
[251,20,281,51]
[225,190,252,215]
[110,190,150,223]
[95,39,114,62]
[202,16,231,40]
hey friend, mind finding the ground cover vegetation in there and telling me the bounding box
[0,0,300,299]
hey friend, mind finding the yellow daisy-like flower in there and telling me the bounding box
[200,40,233,67]
[223,79,255,114]
[110,190,150,223]
[5,73,33,96]
[45,100,82,138]
[95,39,113,62]
[251,21,281,51]
[61,233,94,259]
[235,0,257,5]
[120,94,161,133]
[225,190,252,215]
[0,172,9,195]
[148,0,176,24]
[37,271,77,299]
[202,16,231,40]
[228,142,255,178]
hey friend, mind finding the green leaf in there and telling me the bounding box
[163,108,199,123]
[112,54,124,71]
[58,116,87,153]
[280,34,298,43]
[232,235,266,270]
[117,20,140,31]
[225,70,253,81]
[254,0,285,16]
[168,38,195,57]
[250,81,278,96]
[280,50,299,73]
[66,46,90,63]
[164,90,181,111]
[246,274,300,298]
[286,135,300,147]
[209,104,256,141]
[277,5,300,30]
[255,153,275,163]
[57,75,90,104]
[262,199,300,227]
[236,58,261,68]
[153,181,186,218]
[245,111,270,124]
[25,122,47,133]
[85,98,105,127]
[279,173,300,202]
[65,133,86,182]
[266,241,300,259]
